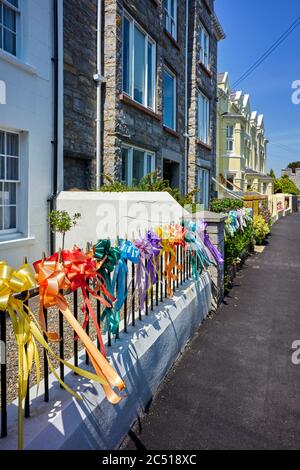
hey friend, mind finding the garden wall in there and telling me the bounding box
[55,191,190,248]
[0,274,211,450]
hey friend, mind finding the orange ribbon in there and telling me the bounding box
[156,225,186,297]
[34,257,125,404]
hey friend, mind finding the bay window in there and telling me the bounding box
[121,145,155,186]
[0,0,19,56]
[197,93,210,144]
[164,0,177,40]
[122,12,156,110]
[199,24,210,69]
[0,130,19,233]
[163,68,176,131]
[196,168,210,209]
[226,125,234,152]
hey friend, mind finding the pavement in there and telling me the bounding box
[124,212,300,450]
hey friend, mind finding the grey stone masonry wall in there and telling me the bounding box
[188,0,219,197]
[63,0,222,195]
[282,168,300,192]
[63,0,97,190]
[102,0,187,190]
[203,211,226,308]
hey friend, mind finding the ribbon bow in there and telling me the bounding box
[0,262,40,449]
[134,231,162,308]
[184,222,213,279]
[156,225,184,298]
[34,257,126,407]
[196,220,224,265]
[93,240,121,335]
[110,239,140,325]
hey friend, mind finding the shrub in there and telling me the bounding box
[274,176,299,195]
[210,198,244,213]
[224,223,254,270]
[253,215,270,245]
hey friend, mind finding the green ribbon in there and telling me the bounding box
[94,240,121,335]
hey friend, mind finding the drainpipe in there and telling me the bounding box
[184,0,189,195]
[94,0,106,190]
[48,0,59,254]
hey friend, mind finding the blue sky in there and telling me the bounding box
[215,0,300,176]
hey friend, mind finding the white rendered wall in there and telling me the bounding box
[55,191,191,249]
[0,273,212,450]
[0,0,59,267]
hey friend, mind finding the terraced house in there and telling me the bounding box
[216,72,273,197]
[63,0,225,207]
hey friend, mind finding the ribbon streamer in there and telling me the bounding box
[34,258,126,407]
[134,231,162,308]
[93,240,121,335]
[156,225,185,297]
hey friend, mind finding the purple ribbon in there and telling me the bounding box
[197,220,224,265]
[134,231,162,308]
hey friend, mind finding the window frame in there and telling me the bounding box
[0,128,20,235]
[197,92,210,145]
[121,144,155,186]
[226,125,234,152]
[163,66,177,131]
[199,23,210,69]
[164,0,177,40]
[0,0,20,57]
[196,168,210,209]
[122,11,156,111]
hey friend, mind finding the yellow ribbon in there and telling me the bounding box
[156,227,182,298]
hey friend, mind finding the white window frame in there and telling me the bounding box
[0,0,20,57]
[121,144,155,186]
[226,125,234,152]
[164,0,177,40]
[122,11,156,111]
[199,24,210,69]
[0,128,20,235]
[197,92,210,145]
[163,66,177,131]
[196,168,210,209]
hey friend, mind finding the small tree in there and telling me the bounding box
[49,210,81,250]
[269,169,276,178]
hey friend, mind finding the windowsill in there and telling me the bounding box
[164,29,180,50]
[0,49,37,76]
[198,61,213,77]
[163,126,179,138]
[196,139,212,150]
[119,93,161,121]
[0,234,35,248]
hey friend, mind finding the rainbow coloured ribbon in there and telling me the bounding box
[34,257,126,405]
[93,240,121,336]
[0,261,111,450]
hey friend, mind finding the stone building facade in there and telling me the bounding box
[281,168,300,191]
[63,0,225,206]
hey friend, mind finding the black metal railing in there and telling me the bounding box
[0,245,195,441]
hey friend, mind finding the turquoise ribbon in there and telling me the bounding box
[94,239,121,335]
[111,240,140,328]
